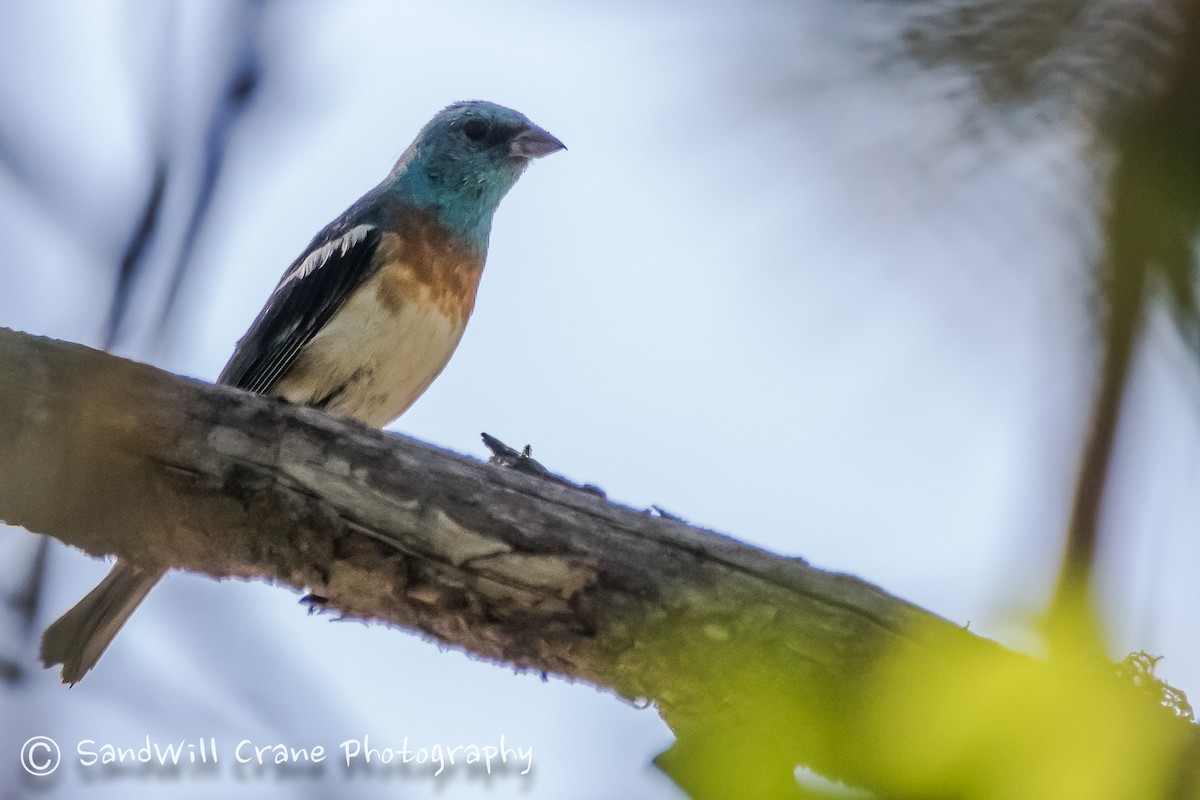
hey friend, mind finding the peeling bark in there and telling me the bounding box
[2,327,1194,798]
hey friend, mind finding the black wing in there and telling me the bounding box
[218,221,384,394]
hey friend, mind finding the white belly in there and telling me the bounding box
[273,280,468,427]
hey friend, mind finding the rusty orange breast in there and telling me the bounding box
[373,205,487,325]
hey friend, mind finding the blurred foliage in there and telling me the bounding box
[1051,0,1200,610]
[866,614,1197,800]
[106,0,266,349]
[647,604,1197,800]
[649,5,1200,797]
[892,0,1185,122]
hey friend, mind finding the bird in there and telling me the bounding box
[40,100,564,684]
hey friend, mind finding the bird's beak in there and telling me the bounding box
[510,124,566,159]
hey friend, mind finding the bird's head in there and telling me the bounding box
[388,100,565,251]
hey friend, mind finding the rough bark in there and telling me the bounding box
[1,326,1194,798]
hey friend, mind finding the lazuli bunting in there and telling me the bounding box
[41,100,564,683]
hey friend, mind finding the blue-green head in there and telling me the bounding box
[387,100,565,252]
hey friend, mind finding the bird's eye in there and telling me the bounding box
[462,119,489,142]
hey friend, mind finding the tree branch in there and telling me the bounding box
[1,327,1194,799]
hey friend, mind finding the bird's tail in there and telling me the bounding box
[40,561,163,685]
